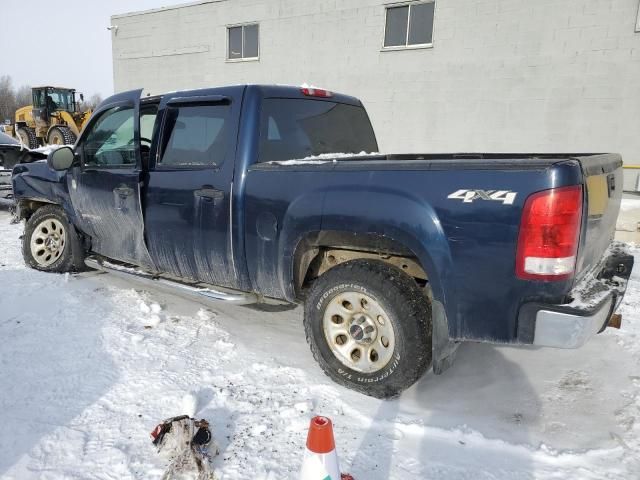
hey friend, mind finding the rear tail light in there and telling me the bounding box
[516,185,583,281]
[301,87,333,98]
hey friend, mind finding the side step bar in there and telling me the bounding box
[85,257,260,305]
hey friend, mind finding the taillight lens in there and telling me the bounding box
[516,185,583,281]
[301,87,333,98]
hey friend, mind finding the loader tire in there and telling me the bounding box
[16,127,38,149]
[22,205,85,273]
[304,259,432,399]
[47,126,76,146]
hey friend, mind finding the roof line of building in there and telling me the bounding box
[111,0,226,20]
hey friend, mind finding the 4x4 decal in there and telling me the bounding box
[447,189,517,205]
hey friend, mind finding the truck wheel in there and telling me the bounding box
[22,205,84,273]
[16,127,38,149]
[304,259,432,398]
[47,126,76,146]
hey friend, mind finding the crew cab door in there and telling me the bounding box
[67,89,155,269]
[143,87,243,287]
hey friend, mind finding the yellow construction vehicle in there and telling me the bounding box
[13,86,92,148]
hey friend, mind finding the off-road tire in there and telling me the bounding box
[304,259,432,398]
[22,205,85,273]
[16,127,38,149]
[47,126,77,146]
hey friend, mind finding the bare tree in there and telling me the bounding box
[81,93,103,112]
[0,75,16,124]
[14,85,32,109]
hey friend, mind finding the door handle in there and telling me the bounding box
[194,187,224,201]
[114,185,134,197]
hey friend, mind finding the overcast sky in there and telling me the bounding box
[3,0,196,98]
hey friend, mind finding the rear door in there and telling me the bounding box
[67,89,155,269]
[144,87,243,287]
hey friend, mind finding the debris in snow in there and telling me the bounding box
[151,416,218,479]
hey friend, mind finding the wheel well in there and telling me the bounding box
[16,199,57,221]
[293,231,428,298]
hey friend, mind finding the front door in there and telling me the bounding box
[67,90,154,268]
[144,87,243,288]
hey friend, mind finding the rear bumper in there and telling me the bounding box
[517,242,634,348]
[531,295,614,348]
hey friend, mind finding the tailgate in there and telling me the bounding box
[574,153,623,280]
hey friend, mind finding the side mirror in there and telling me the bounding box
[80,93,84,102]
[48,146,75,171]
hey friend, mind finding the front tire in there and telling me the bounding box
[47,126,76,146]
[304,259,432,398]
[22,205,84,273]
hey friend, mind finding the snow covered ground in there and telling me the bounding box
[0,209,639,480]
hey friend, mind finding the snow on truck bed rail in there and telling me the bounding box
[266,152,379,165]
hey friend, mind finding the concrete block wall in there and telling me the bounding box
[112,0,640,189]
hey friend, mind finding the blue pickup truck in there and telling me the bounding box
[11,85,634,398]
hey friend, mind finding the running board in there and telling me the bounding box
[84,257,260,305]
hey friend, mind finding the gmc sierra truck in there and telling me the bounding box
[11,85,634,398]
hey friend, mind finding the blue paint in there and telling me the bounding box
[12,85,625,345]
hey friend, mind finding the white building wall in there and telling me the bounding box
[112,0,640,189]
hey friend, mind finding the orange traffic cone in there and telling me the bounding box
[300,416,341,480]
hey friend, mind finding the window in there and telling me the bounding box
[159,104,230,167]
[32,89,75,112]
[82,106,136,167]
[258,99,378,163]
[227,23,259,60]
[384,1,435,49]
[140,107,158,142]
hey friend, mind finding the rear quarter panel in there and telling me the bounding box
[245,160,583,343]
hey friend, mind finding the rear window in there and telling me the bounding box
[258,99,378,163]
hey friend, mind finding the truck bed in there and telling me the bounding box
[247,151,623,343]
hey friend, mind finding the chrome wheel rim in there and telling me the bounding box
[30,218,66,267]
[323,291,396,374]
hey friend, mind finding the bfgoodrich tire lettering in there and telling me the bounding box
[304,259,432,398]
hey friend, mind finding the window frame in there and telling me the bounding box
[226,22,260,62]
[155,101,231,171]
[381,0,435,52]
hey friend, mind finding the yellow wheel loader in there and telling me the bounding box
[13,86,92,148]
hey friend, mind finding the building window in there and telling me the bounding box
[383,1,435,49]
[227,23,259,60]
